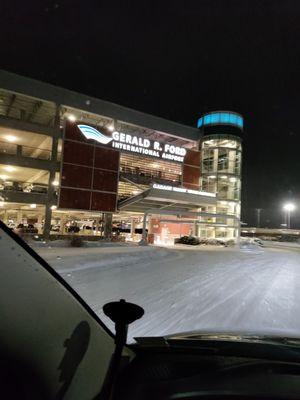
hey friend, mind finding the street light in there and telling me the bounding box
[283,203,296,229]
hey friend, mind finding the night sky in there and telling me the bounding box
[1,0,300,227]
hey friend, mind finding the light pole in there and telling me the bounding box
[283,203,296,229]
[255,208,262,228]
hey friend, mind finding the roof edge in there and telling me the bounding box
[0,69,199,141]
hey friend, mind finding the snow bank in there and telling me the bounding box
[31,239,131,249]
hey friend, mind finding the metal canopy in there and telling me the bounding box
[118,186,217,213]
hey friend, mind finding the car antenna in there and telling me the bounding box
[96,299,144,400]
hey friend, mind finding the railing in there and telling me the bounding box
[0,180,49,195]
[0,98,56,128]
[0,142,17,155]
[21,144,52,160]
[0,140,53,161]
[120,165,181,182]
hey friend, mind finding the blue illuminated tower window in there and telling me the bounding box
[204,114,211,125]
[198,112,243,129]
[197,117,203,128]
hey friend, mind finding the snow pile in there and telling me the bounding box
[31,239,130,249]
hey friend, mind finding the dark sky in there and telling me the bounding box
[1,0,300,227]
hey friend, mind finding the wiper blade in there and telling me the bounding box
[134,334,300,351]
[166,333,300,347]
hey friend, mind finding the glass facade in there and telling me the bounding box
[199,134,242,240]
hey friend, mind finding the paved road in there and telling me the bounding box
[37,244,300,342]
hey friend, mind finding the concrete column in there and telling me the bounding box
[104,213,113,238]
[51,137,58,162]
[213,149,218,172]
[142,213,148,240]
[95,218,100,236]
[37,214,43,234]
[43,104,61,239]
[43,206,52,239]
[13,181,19,191]
[59,214,67,235]
[17,209,22,225]
[194,221,198,237]
[16,144,22,157]
[2,210,8,224]
[130,218,136,239]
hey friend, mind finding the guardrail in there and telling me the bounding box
[0,140,55,161]
[21,144,51,160]
[0,142,17,155]
[0,180,49,194]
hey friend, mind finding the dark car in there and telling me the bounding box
[14,223,38,235]
[2,220,300,400]
[67,225,80,233]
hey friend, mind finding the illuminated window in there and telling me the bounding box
[197,112,243,128]
[204,114,211,125]
[197,117,203,128]
[210,113,219,123]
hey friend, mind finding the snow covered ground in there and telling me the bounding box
[35,242,300,342]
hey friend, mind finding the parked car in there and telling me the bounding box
[50,224,60,232]
[67,225,80,233]
[14,223,38,235]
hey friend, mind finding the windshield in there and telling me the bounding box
[1,2,300,344]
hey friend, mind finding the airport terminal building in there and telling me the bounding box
[0,70,243,243]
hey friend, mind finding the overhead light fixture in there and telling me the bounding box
[108,124,114,132]
[229,177,236,182]
[220,175,227,179]
[5,135,17,142]
[52,180,59,186]
[0,201,4,207]
[4,166,15,172]
[0,175,8,181]
[283,203,296,212]
[67,114,76,122]
[208,175,216,179]
[30,204,37,209]
[51,205,57,210]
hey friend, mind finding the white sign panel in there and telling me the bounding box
[152,183,216,198]
[76,124,187,163]
[111,131,186,162]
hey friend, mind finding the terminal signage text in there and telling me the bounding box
[77,124,187,163]
[111,131,186,162]
[152,183,216,198]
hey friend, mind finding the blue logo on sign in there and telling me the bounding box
[77,125,113,144]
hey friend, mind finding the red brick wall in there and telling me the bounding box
[182,149,201,190]
[58,121,120,212]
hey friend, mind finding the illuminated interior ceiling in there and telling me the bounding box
[0,90,56,126]
[119,153,182,187]
[0,126,53,149]
[120,153,182,173]
[51,210,110,219]
[0,164,49,184]
[118,181,149,199]
[0,202,45,212]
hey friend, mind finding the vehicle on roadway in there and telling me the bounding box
[1,219,300,400]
